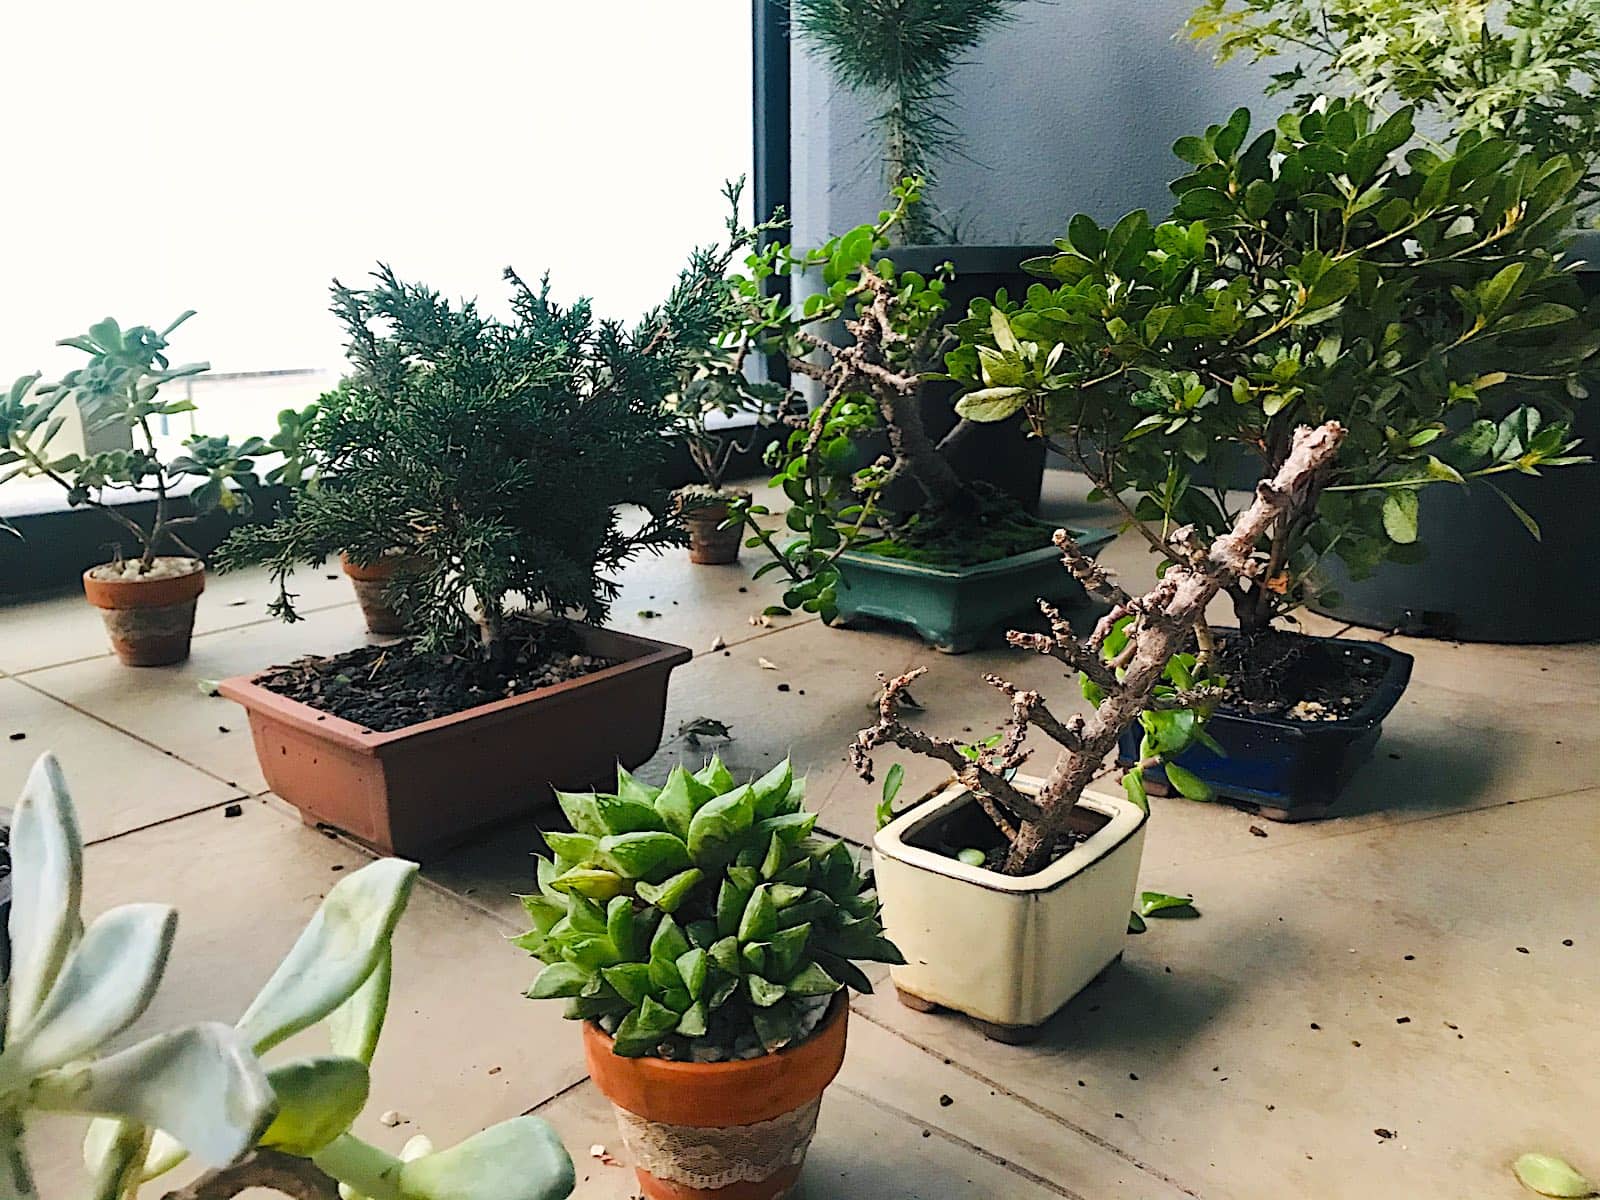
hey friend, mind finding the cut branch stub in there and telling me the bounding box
[853,421,1346,875]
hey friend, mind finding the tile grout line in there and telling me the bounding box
[853,1007,1207,1199]
[75,796,247,850]
[831,1080,1093,1200]
[10,673,258,797]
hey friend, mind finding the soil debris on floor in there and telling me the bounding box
[252,619,613,733]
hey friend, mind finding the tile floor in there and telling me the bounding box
[6,470,1596,1199]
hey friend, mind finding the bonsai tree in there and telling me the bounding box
[0,314,266,571]
[790,0,1025,241]
[216,253,736,659]
[517,757,901,1058]
[1,753,574,1200]
[852,422,1347,875]
[946,101,1596,649]
[725,180,1044,620]
[1187,0,1600,211]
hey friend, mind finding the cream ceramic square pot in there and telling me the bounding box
[872,778,1147,1030]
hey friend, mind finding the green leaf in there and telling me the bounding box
[597,832,691,883]
[612,996,680,1057]
[676,948,709,998]
[547,868,628,900]
[785,961,841,997]
[876,762,905,831]
[654,765,716,839]
[1128,911,1147,934]
[1381,489,1419,544]
[955,386,1027,423]
[235,858,416,1055]
[554,790,604,836]
[955,848,986,866]
[752,759,795,818]
[527,962,589,999]
[260,1056,369,1155]
[543,831,599,866]
[752,1001,801,1052]
[747,975,788,1007]
[1139,891,1198,918]
[396,1115,575,1200]
[616,765,662,805]
[1162,763,1215,803]
[600,963,652,1006]
[6,754,85,1042]
[738,885,779,943]
[687,784,756,860]
[1489,483,1542,541]
[606,896,637,960]
[1512,1152,1594,1198]
[326,946,391,1066]
[693,755,737,794]
[1123,770,1148,814]
[634,868,705,913]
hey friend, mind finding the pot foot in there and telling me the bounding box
[1249,801,1334,823]
[973,1018,1043,1045]
[894,986,942,1014]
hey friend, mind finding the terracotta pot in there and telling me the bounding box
[81,558,205,667]
[873,779,1146,1040]
[679,490,748,566]
[218,625,691,859]
[583,997,848,1200]
[340,553,418,635]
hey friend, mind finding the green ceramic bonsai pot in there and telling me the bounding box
[832,524,1116,653]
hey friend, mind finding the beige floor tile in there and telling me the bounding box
[857,787,1600,1200]
[538,1075,1072,1199]
[26,796,589,1200]
[0,563,356,675]
[22,603,385,795]
[0,678,243,842]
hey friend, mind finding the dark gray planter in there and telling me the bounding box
[1311,230,1600,643]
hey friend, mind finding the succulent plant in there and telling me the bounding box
[0,752,573,1200]
[517,758,902,1059]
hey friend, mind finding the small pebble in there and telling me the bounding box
[380,1110,405,1127]
[331,864,345,872]
[777,683,790,692]
[8,732,25,741]
[1129,1073,1138,1081]
[218,725,231,734]
[1562,939,1574,947]
[938,1095,953,1108]
[223,804,243,819]
[1515,946,1530,954]
[1395,1016,1410,1024]
[1309,1022,1321,1030]
[1374,1128,1394,1140]
[1248,824,1268,837]
[1403,954,1414,961]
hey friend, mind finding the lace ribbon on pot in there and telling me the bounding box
[612,1098,821,1189]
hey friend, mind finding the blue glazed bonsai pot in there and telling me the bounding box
[1119,633,1414,820]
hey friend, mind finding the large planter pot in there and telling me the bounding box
[874,779,1147,1041]
[677,488,750,566]
[876,245,1056,515]
[340,553,418,635]
[1311,232,1600,643]
[583,996,849,1200]
[833,523,1114,653]
[218,625,692,858]
[81,557,205,666]
[1119,633,1414,821]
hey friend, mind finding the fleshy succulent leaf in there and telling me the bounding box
[396,1116,575,1200]
[6,753,85,1041]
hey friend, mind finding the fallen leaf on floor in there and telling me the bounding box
[637,609,661,619]
[758,657,779,671]
[7,732,23,742]
[1249,824,1268,838]
[1513,1152,1594,1197]
[197,679,221,696]
[1373,1128,1394,1140]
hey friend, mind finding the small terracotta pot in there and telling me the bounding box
[340,553,418,635]
[218,625,692,859]
[583,998,848,1200]
[82,559,205,667]
[679,490,748,566]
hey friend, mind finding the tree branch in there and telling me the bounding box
[160,1150,341,1200]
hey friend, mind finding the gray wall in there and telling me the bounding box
[790,0,1282,248]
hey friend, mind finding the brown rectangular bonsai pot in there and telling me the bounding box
[219,625,693,859]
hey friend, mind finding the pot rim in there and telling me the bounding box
[875,778,1146,895]
[837,522,1114,581]
[1200,627,1414,734]
[216,623,692,754]
[81,558,206,609]
[582,994,849,1128]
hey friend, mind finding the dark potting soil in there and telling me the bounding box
[1214,628,1388,721]
[913,793,1109,873]
[253,620,615,733]
[852,483,1052,568]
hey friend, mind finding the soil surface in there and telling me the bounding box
[853,483,1053,568]
[253,619,614,732]
[87,556,202,582]
[1215,628,1389,721]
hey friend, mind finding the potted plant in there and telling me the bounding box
[514,755,900,1200]
[213,261,731,858]
[725,182,1112,652]
[852,423,1345,1039]
[949,101,1596,817]
[1187,0,1600,641]
[789,0,1052,510]
[667,183,793,566]
[0,315,266,665]
[3,752,574,1200]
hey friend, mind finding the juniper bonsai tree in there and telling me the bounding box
[853,422,1347,875]
[217,252,740,660]
[947,102,1596,642]
[517,758,900,1059]
[791,0,1026,241]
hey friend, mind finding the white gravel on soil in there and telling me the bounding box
[86,556,202,582]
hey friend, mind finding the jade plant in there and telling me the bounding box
[0,315,266,569]
[791,0,1025,241]
[724,180,1041,620]
[517,758,901,1058]
[853,422,1347,874]
[215,249,739,657]
[947,101,1597,640]
[0,752,573,1200]
[1187,0,1600,211]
